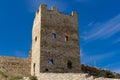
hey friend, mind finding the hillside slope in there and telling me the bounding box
[82,64,120,79]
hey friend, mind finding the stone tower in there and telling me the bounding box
[31,4,81,77]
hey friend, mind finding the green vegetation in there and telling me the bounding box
[10,76,22,80]
[81,64,120,78]
[30,76,38,80]
[106,71,115,78]
[0,71,8,78]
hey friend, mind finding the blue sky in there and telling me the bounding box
[0,0,120,73]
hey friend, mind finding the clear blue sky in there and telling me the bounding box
[0,0,120,73]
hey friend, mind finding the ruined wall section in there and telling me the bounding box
[0,56,30,76]
[40,4,80,73]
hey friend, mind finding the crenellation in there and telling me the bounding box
[52,6,58,12]
[72,11,78,17]
[40,4,47,10]
[39,4,78,18]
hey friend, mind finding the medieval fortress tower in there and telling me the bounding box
[31,4,81,79]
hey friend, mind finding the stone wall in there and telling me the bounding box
[0,56,31,76]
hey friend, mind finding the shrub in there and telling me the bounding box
[0,71,8,78]
[106,71,115,78]
[10,76,22,80]
[30,76,38,80]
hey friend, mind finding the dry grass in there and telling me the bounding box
[0,71,22,80]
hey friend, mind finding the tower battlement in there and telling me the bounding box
[35,4,78,17]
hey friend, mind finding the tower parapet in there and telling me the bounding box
[36,4,78,17]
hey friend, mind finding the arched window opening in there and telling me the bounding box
[52,33,56,39]
[65,36,68,42]
[33,63,36,75]
[35,36,37,42]
[49,59,54,65]
[67,61,72,69]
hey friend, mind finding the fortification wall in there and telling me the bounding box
[0,56,31,76]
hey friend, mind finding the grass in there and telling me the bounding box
[0,70,23,80]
